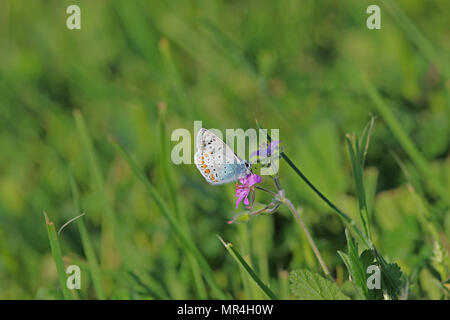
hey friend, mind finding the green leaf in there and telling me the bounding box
[339,231,384,300]
[289,269,350,300]
[343,229,369,299]
[359,249,383,300]
[346,135,372,241]
[373,248,407,299]
[382,261,406,299]
[337,251,351,275]
[359,249,375,268]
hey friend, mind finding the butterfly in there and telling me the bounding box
[194,128,251,185]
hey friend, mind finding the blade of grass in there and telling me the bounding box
[390,152,441,242]
[361,76,448,202]
[158,103,207,299]
[217,235,279,300]
[359,115,375,168]
[73,110,132,266]
[278,270,290,299]
[345,134,372,243]
[110,137,229,299]
[113,1,162,74]
[201,18,257,77]
[68,169,106,299]
[158,38,196,118]
[237,223,261,299]
[74,110,168,298]
[251,218,271,285]
[43,211,74,300]
[381,0,449,79]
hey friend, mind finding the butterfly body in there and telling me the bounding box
[194,128,251,185]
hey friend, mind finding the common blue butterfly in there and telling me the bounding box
[194,128,251,185]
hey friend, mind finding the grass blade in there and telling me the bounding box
[110,137,229,299]
[359,116,375,168]
[43,211,74,300]
[73,110,131,266]
[73,110,168,298]
[158,38,195,118]
[68,169,106,299]
[158,103,207,299]
[345,134,372,242]
[237,224,261,299]
[362,76,448,202]
[381,0,448,78]
[217,235,279,300]
[390,152,441,242]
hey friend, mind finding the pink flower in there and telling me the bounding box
[235,173,261,208]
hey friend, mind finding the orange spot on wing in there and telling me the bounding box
[205,169,210,174]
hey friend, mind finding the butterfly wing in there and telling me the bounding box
[195,128,250,185]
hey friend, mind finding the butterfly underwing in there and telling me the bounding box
[194,128,251,185]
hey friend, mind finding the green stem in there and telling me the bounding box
[282,153,352,224]
[255,186,277,196]
[279,194,332,280]
[256,120,371,248]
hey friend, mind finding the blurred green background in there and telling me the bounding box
[0,0,448,299]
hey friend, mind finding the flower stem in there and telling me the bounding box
[255,186,277,196]
[280,195,332,280]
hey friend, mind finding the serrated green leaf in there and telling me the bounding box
[289,269,350,300]
[382,261,406,299]
[345,229,369,299]
[374,248,407,299]
[359,249,383,300]
[359,249,375,267]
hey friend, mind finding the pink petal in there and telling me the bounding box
[235,192,246,208]
[247,174,261,186]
